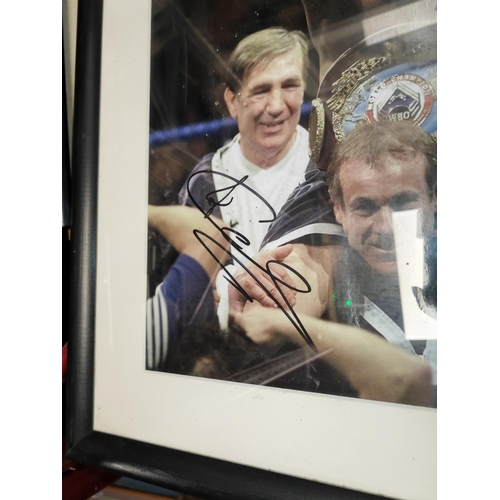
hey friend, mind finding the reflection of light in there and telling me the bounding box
[345,300,353,307]
[392,209,437,341]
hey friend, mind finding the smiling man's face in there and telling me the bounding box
[333,152,437,275]
[224,50,305,168]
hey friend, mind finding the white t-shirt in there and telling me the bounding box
[211,125,311,330]
[212,124,310,258]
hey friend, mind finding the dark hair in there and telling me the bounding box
[326,121,437,206]
[167,323,264,379]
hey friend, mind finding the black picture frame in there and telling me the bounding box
[66,1,436,499]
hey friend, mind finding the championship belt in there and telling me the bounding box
[309,22,437,169]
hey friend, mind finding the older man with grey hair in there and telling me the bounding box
[179,27,313,255]
[178,27,314,328]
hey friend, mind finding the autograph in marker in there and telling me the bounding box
[187,170,317,351]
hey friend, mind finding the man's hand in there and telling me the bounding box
[230,307,289,346]
[232,306,434,406]
[228,244,299,313]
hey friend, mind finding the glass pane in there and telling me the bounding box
[145,0,437,410]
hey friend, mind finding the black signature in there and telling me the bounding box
[187,170,316,351]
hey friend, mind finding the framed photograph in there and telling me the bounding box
[67,1,437,499]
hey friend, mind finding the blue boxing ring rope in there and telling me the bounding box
[149,102,312,147]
